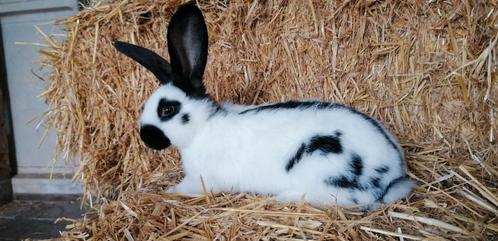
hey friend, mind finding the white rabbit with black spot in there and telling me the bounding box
[113,3,414,210]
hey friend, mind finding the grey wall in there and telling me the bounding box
[0,0,82,195]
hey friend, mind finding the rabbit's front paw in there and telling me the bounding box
[275,190,307,203]
[166,177,203,197]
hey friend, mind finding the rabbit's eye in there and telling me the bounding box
[157,99,181,121]
[161,106,175,117]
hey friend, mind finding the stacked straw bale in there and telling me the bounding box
[40,0,498,240]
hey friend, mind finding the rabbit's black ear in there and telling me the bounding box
[167,3,208,98]
[113,41,173,84]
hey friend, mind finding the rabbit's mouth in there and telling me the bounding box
[140,125,171,150]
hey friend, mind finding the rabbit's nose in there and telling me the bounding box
[140,125,171,150]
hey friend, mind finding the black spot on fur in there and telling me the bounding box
[370,177,381,188]
[181,113,190,124]
[157,99,181,121]
[239,101,333,114]
[351,198,359,204]
[375,165,389,174]
[286,133,344,172]
[307,135,343,154]
[324,175,361,189]
[285,144,306,172]
[324,153,366,190]
[334,130,342,137]
[350,153,363,176]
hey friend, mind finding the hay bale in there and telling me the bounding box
[40,0,498,240]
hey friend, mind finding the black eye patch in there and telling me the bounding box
[157,98,181,121]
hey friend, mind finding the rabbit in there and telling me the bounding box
[113,3,414,210]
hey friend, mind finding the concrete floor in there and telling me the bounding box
[0,198,86,240]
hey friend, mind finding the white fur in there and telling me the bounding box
[141,84,414,208]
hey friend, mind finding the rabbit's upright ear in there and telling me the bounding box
[167,3,208,98]
[113,41,173,84]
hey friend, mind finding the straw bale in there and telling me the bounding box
[39,0,498,240]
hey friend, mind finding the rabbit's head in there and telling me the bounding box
[114,3,213,150]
